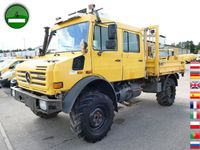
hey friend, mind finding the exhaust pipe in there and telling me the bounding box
[40,27,49,56]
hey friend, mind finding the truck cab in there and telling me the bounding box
[11,5,185,143]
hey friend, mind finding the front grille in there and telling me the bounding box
[17,66,47,87]
[36,66,47,71]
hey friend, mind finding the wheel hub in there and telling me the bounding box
[89,108,105,129]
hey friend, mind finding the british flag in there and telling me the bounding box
[191,81,200,89]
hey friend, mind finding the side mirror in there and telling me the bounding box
[80,40,88,54]
[108,24,117,40]
[106,40,116,49]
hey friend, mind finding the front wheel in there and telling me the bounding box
[156,78,176,106]
[70,91,114,143]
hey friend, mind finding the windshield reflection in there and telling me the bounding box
[48,22,89,52]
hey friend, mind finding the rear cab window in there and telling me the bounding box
[123,31,140,53]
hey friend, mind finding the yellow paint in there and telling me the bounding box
[14,14,185,95]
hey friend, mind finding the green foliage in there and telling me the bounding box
[175,41,198,54]
[196,42,200,51]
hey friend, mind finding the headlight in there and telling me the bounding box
[39,100,47,111]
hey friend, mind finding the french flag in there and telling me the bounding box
[190,62,200,69]
[190,121,200,129]
[190,101,200,109]
[190,141,200,149]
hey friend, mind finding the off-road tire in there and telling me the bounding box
[156,78,176,106]
[32,111,59,119]
[70,91,114,143]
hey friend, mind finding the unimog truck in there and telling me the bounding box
[11,5,185,142]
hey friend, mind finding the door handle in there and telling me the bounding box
[115,59,121,62]
[138,59,143,62]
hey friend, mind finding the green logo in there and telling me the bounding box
[5,4,29,29]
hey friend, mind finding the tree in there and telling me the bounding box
[195,42,200,53]
[176,41,196,53]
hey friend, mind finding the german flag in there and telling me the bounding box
[190,71,200,79]
[191,91,200,99]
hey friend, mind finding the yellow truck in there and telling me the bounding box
[11,5,185,142]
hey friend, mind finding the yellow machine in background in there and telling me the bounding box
[178,53,197,63]
[0,59,26,87]
[11,5,185,143]
[0,59,26,76]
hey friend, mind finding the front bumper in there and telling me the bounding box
[11,87,62,114]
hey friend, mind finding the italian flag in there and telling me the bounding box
[191,62,200,69]
[190,121,200,129]
[190,91,200,99]
[191,132,200,139]
[190,101,200,109]
[190,141,200,149]
[190,111,200,119]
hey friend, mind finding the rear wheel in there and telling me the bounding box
[156,78,176,106]
[70,91,114,143]
[32,111,59,119]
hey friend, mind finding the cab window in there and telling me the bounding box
[123,31,140,52]
[93,25,116,51]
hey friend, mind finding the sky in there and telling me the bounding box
[0,0,199,50]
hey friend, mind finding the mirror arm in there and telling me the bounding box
[97,50,104,56]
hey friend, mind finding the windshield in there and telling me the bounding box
[48,22,89,52]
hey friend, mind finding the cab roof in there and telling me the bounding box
[53,13,142,33]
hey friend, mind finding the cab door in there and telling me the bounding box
[122,30,145,80]
[91,24,122,82]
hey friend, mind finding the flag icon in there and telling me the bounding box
[190,111,200,119]
[191,81,200,89]
[190,121,200,129]
[190,132,200,139]
[191,62,200,69]
[190,91,200,99]
[190,141,200,149]
[190,71,200,79]
[190,101,200,109]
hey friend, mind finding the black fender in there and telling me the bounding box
[63,76,118,113]
[163,74,178,90]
